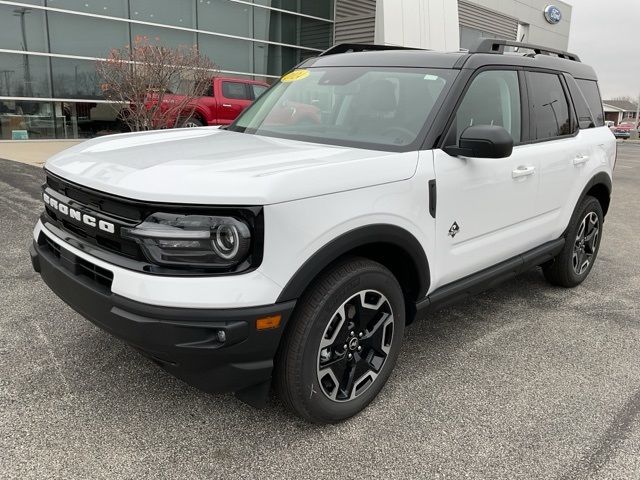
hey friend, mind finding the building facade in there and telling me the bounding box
[0,0,572,140]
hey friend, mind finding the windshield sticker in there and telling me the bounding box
[423,74,439,81]
[281,69,310,82]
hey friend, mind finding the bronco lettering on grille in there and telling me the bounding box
[43,193,116,234]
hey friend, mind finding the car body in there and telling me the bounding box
[30,40,615,423]
[138,77,269,128]
[612,122,633,138]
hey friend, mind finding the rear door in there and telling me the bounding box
[218,80,253,124]
[524,70,583,240]
[434,68,541,286]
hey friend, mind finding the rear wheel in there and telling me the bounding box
[181,117,204,128]
[275,258,405,423]
[543,195,603,287]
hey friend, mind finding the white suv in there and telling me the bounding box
[31,41,615,423]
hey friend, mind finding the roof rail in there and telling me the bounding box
[472,39,581,62]
[318,43,424,56]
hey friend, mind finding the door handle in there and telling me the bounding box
[222,103,232,108]
[573,154,589,166]
[512,165,535,179]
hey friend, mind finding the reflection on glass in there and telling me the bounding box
[254,0,334,20]
[48,12,129,57]
[0,53,51,98]
[197,0,252,38]
[130,0,196,28]
[131,24,197,48]
[253,43,300,76]
[0,5,47,53]
[254,9,331,49]
[46,0,128,18]
[51,57,102,99]
[198,34,252,72]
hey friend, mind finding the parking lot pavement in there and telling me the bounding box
[1,143,639,480]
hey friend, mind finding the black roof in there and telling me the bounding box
[299,42,598,81]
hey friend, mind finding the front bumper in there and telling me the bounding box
[30,234,296,402]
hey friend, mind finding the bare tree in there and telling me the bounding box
[97,36,217,132]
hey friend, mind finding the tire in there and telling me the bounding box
[275,257,405,424]
[543,195,604,287]
[181,117,204,128]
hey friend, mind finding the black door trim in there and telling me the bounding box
[416,237,565,313]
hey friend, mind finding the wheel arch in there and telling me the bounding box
[580,172,612,217]
[276,224,430,324]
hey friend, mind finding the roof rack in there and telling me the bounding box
[472,39,581,62]
[318,43,424,57]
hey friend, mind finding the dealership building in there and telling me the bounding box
[0,0,572,140]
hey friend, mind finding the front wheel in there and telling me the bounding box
[543,195,604,287]
[275,258,405,423]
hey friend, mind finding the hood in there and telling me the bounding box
[45,128,419,205]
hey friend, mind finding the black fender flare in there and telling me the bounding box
[578,171,612,215]
[276,224,431,303]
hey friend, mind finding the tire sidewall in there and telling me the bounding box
[564,196,604,284]
[297,266,405,422]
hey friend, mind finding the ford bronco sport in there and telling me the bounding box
[30,40,615,423]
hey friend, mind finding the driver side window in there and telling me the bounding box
[447,70,522,145]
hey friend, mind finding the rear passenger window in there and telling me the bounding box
[222,81,249,100]
[450,70,521,144]
[576,79,605,127]
[528,72,573,140]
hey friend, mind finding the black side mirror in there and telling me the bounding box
[443,125,514,159]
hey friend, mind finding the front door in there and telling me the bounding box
[433,69,541,287]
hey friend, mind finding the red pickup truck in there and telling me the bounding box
[180,77,269,127]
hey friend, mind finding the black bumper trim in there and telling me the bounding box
[31,237,296,396]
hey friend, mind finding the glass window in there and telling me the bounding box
[253,9,332,49]
[46,0,128,18]
[0,53,51,98]
[229,67,456,150]
[254,0,334,20]
[222,81,249,100]
[251,84,268,98]
[0,100,63,139]
[451,70,521,144]
[576,79,605,127]
[130,25,196,49]
[130,0,196,28]
[51,57,102,99]
[197,0,252,38]
[198,34,252,73]
[253,44,300,76]
[0,5,47,53]
[528,72,572,140]
[48,12,129,58]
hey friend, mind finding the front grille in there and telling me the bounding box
[44,173,144,261]
[41,234,114,291]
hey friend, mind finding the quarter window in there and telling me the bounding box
[576,79,605,127]
[222,81,249,100]
[528,72,573,140]
[450,70,522,145]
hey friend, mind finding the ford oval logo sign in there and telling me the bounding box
[544,5,562,24]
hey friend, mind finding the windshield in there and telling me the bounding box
[227,67,456,150]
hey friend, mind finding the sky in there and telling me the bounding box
[568,0,640,101]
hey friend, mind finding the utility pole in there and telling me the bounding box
[636,92,639,128]
[13,8,32,97]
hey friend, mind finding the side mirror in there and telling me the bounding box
[443,125,514,159]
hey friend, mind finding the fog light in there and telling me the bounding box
[217,330,226,343]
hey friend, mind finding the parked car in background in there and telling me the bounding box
[132,77,270,129]
[612,121,634,138]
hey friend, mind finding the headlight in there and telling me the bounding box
[122,213,251,268]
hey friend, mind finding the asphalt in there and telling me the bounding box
[1,143,639,479]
